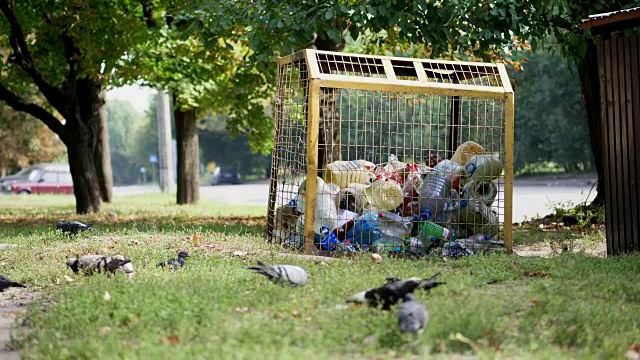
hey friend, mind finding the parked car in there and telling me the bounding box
[0,163,73,195]
[211,167,242,185]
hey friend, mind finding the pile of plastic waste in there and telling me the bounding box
[275,141,506,257]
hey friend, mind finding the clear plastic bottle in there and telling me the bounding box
[418,171,452,223]
[376,211,412,252]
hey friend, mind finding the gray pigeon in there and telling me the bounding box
[397,293,429,334]
[57,221,93,235]
[248,261,308,287]
[0,274,25,292]
[346,277,422,310]
[66,254,134,280]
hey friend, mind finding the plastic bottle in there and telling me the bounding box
[317,226,338,251]
[465,154,503,182]
[375,211,412,252]
[455,191,499,238]
[405,236,426,255]
[345,210,383,249]
[442,241,471,258]
[434,159,464,190]
[418,171,452,223]
[415,210,456,245]
[462,180,498,206]
[323,160,376,188]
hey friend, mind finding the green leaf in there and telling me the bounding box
[325,8,334,20]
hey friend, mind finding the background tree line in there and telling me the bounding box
[1,0,636,213]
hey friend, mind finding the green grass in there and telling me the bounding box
[0,194,638,359]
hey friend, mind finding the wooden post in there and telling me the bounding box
[304,79,321,255]
[504,92,515,254]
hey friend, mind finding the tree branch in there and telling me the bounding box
[0,82,69,141]
[0,0,68,115]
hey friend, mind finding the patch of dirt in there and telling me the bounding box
[0,288,38,360]
[514,242,606,258]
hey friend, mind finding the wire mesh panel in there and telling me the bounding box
[267,50,514,257]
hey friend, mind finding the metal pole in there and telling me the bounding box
[156,90,175,192]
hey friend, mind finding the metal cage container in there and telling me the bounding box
[267,49,514,256]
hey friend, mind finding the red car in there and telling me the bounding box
[0,163,74,195]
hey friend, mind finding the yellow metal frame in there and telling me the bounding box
[281,49,515,254]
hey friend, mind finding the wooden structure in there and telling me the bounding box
[582,8,640,255]
[267,49,515,255]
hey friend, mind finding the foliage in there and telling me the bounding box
[198,114,271,177]
[0,195,636,359]
[0,103,66,173]
[512,51,593,173]
[115,3,275,155]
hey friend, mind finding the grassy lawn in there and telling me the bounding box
[0,194,638,359]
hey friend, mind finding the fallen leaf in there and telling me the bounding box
[320,261,329,267]
[291,311,301,318]
[335,304,349,311]
[167,335,180,346]
[104,291,111,301]
[235,307,249,314]
[243,291,251,296]
[56,279,61,285]
[451,332,479,353]
[100,326,111,334]
[524,271,549,278]
[566,325,576,333]
[233,250,247,257]
[193,233,199,247]
[63,275,74,283]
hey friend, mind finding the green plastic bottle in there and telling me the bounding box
[417,210,456,247]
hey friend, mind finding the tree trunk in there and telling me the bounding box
[93,90,113,202]
[312,34,345,175]
[67,141,102,214]
[577,41,605,207]
[174,104,200,205]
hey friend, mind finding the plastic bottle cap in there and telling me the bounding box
[460,200,468,207]
[378,212,384,217]
[430,236,437,243]
[288,200,296,207]
[484,234,490,240]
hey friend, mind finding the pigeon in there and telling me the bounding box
[0,274,25,292]
[419,272,446,292]
[346,277,422,310]
[157,251,190,270]
[57,221,93,235]
[66,254,134,280]
[247,261,308,287]
[397,293,429,334]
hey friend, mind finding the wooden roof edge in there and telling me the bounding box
[581,7,640,31]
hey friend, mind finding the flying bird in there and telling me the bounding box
[0,274,25,292]
[66,254,134,279]
[57,221,93,235]
[157,251,190,270]
[346,277,422,310]
[247,261,308,287]
[397,293,429,334]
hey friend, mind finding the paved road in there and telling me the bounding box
[114,178,597,222]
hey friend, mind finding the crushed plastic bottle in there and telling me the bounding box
[413,210,456,247]
[442,241,471,258]
[344,210,383,249]
[375,211,412,252]
[317,226,338,251]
